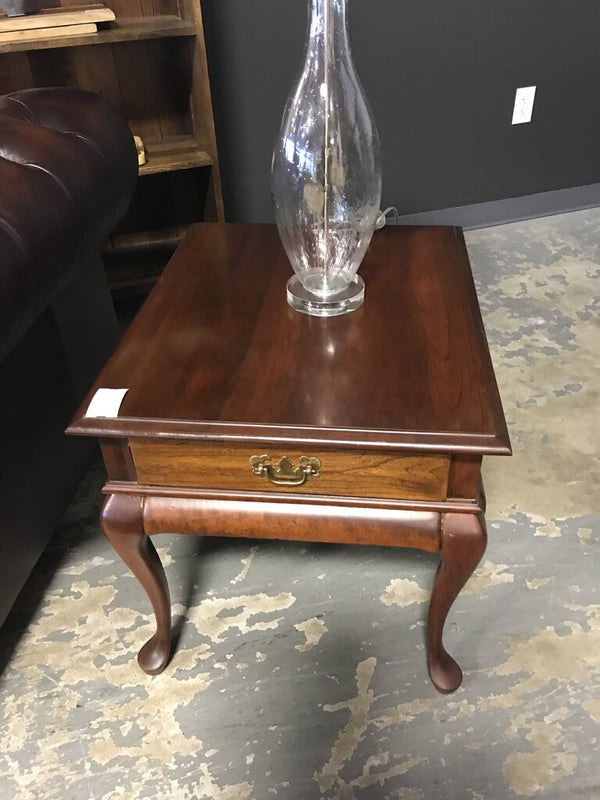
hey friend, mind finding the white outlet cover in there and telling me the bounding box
[512,86,536,125]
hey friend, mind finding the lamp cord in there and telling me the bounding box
[375,206,400,229]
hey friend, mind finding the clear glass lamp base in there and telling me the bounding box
[286,275,365,317]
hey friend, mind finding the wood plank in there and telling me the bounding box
[99,16,195,41]
[187,0,223,219]
[0,6,114,32]
[0,22,97,44]
[140,139,212,175]
[0,17,195,54]
[105,225,187,253]
[101,0,178,16]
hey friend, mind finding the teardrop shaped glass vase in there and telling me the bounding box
[272,0,382,316]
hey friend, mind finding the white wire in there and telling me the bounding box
[375,206,400,229]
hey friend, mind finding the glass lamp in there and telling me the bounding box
[272,0,382,316]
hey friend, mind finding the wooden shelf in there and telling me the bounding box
[0,16,195,54]
[0,1,224,293]
[105,225,188,295]
[105,225,189,256]
[139,137,213,176]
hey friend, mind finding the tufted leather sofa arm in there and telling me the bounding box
[0,87,137,362]
[0,87,137,628]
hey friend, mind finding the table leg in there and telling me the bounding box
[478,478,487,513]
[100,494,172,674]
[427,511,487,693]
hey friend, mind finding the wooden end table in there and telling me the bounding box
[68,223,511,693]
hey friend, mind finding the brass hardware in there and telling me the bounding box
[250,455,321,487]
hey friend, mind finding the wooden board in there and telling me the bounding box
[0,5,114,32]
[0,22,97,43]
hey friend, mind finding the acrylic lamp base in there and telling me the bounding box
[286,275,365,317]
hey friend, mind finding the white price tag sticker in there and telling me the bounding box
[85,388,129,418]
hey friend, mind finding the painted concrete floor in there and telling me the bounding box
[1,209,599,799]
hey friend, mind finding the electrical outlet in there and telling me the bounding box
[512,86,536,125]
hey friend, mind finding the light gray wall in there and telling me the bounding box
[203,0,600,223]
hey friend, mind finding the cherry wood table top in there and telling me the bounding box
[69,222,510,457]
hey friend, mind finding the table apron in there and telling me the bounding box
[141,495,441,552]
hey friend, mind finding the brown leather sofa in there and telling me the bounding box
[0,87,137,626]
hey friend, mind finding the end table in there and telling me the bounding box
[68,223,511,693]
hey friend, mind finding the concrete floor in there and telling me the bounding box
[1,209,599,799]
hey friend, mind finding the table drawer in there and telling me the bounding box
[130,441,449,501]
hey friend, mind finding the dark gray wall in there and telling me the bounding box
[203,0,600,224]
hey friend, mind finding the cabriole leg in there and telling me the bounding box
[427,511,487,693]
[100,493,171,674]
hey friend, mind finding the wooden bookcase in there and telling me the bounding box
[0,1,224,293]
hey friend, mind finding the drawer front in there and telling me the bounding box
[130,441,449,501]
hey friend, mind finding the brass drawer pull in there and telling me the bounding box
[250,455,321,487]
